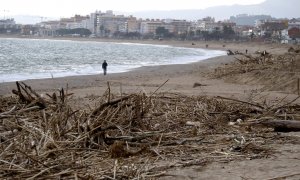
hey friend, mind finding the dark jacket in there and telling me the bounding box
[102,61,108,69]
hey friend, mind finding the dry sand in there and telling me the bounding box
[1,37,299,179]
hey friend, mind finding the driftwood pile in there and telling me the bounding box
[210,51,300,78]
[288,46,300,53]
[1,82,300,179]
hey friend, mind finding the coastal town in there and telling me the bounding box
[1,10,300,44]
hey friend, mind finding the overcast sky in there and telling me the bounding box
[2,0,266,18]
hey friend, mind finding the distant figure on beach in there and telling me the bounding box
[206,44,209,48]
[245,49,248,54]
[102,60,108,75]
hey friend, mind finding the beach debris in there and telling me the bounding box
[193,82,207,88]
[186,121,201,127]
[12,81,47,109]
[1,80,300,179]
[226,49,245,55]
[227,49,235,55]
[288,46,300,53]
[211,50,300,94]
[261,50,269,57]
[250,119,300,132]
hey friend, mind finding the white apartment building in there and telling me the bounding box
[65,20,90,29]
[96,14,129,36]
[88,11,130,36]
[164,19,191,34]
[0,18,16,28]
[124,17,141,33]
[89,11,101,34]
[288,18,300,29]
[193,17,217,32]
[140,20,174,34]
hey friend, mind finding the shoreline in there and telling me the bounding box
[1,34,290,50]
[0,36,289,97]
[0,37,227,84]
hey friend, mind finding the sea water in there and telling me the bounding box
[0,38,226,83]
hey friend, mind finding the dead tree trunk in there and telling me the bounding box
[253,120,300,132]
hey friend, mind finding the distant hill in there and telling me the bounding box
[11,15,43,24]
[10,0,300,25]
[11,15,59,25]
[131,0,300,21]
[230,15,273,26]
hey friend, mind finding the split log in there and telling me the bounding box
[90,95,133,117]
[252,120,300,132]
[193,83,207,88]
[227,50,234,55]
[217,96,264,109]
[12,81,47,109]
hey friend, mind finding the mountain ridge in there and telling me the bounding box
[10,0,300,24]
[130,0,300,21]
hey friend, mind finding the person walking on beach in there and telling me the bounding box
[102,60,108,75]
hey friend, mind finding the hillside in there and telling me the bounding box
[131,0,300,21]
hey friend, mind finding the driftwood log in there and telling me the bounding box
[252,120,300,132]
[227,50,234,55]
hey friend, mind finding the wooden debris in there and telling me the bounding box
[0,81,300,179]
[227,50,235,55]
[251,120,300,132]
[193,82,207,88]
[288,46,300,53]
[12,81,47,109]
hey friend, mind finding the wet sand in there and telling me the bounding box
[0,37,288,98]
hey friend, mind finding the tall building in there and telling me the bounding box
[96,11,129,36]
[140,20,174,34]
[125,16,141,33]
[89,11,101,34]
[164,19,191,34]
[0,18,16,28]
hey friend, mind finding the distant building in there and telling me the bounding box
[288,18,300,29]
[233,25,257,37]
[89,11,101,34]
[0,18,16,27]
[140,20,174,35]
[38,20,60,36]
[287,18,300,42]
[288,27,300,37]
[92,11,131,36]
[0,18,21,34]
[21,25,38,35]
[258,20,288,40]
[124,16,141,33]
[194,17,215,31]
[64,15,89,29]
[164,19,191,35]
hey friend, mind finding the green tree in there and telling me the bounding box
[250,32,255,40]
[223,25,235,36]
[56,28,91,37]
[155,27,169,38]
[99,25,105,37]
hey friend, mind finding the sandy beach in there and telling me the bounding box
[1,37,300,179]
[0,37,290,99]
